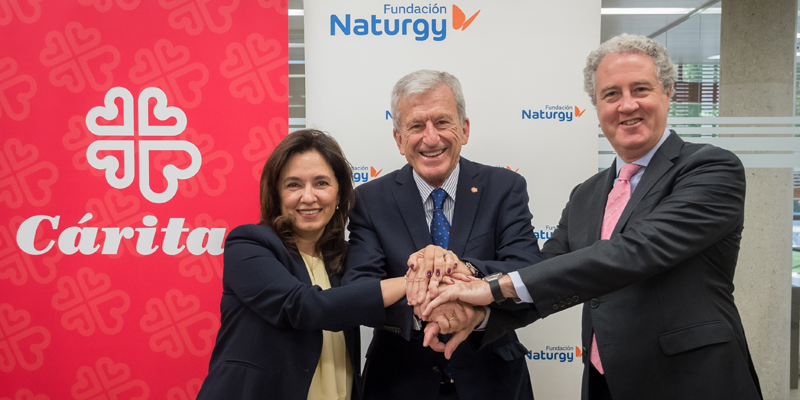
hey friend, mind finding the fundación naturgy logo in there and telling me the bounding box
[522,105,587,122]
[527,345,582,363]
[85,87,202,204]
[353,165,383,184]
[330,4,480,41]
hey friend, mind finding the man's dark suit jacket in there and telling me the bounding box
[485,132,762,400]
[343,158,542,400]
[197,224,386,400]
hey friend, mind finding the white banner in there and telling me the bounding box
[305,1,600,398]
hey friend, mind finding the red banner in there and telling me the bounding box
[0,1,287,398]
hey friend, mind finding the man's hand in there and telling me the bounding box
[423,305,486,359]
[405,245,460,306]
[422,279,493,317]
[423,300,474,332]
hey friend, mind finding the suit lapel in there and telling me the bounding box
[449,158,481,256]
[289,251,312,285]
[393,165,433,251]
[612,130,682,237]
[263,227,313,285]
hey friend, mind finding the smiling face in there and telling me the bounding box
[595,53,671,162]
[393,85,470,188]
[279,150,339,245]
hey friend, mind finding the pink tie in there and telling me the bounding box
[591,163,642,375]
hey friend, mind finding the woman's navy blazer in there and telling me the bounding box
[197,224,386,400]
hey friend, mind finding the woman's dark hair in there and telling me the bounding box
[259,129,354,274]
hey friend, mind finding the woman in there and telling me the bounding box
[197,129,406,400]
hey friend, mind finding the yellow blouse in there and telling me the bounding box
[300,252,353,400]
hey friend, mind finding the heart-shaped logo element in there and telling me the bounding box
[71,365,103,399]
[155,39,190,72]
[165,289,200,321]
[137,87,186,136]
[76,267,112,299]
[52,276,84,311]
[95,356,131,389]
[129,49,162,84]
[0,304,30,335]
[140,298,172,333]
[245,33,281,66]
[86,86,134,136]
[219,42,252,78]
[39,32,72,67]
[61,305,96,336]
[149,326,184,357]
[9,325,50,370]
[65,21,101,55]
[88,290,130,334]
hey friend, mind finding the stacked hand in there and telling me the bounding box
[405,245,484,359]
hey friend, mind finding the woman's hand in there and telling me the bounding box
[405,245,462,306]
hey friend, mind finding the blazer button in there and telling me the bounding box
[566,298,573,305]
[590,298,599,308]
[582,347,586,355]
[559,301,566,308]
[552,304,559,311]
[573,295,579,303]
[432,366,441,373]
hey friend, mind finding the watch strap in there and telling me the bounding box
[485,273,504,304]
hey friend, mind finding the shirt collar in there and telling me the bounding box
[615,129,671,176]
[412,162,460,201]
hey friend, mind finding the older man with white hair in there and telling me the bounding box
[343,69,542,400]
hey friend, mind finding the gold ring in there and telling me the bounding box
[448,317,456,321]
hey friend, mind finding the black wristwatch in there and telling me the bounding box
[483,273,505,304]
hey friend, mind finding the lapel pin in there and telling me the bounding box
[471,187,478,193]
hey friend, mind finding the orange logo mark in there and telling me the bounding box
[575,346,582,357]
[370,166,383,178]
[453,5,480,31]
[506,166,520,173]
[574,106,586,117]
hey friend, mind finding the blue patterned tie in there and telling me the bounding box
[430,188,451,249]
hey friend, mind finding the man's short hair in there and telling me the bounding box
[390,69,467,130]
[583,34,677,106]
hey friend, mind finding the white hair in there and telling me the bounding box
[390,70,467,130]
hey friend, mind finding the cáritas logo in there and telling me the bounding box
[85,87,202,204]
[330,4,480,42]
